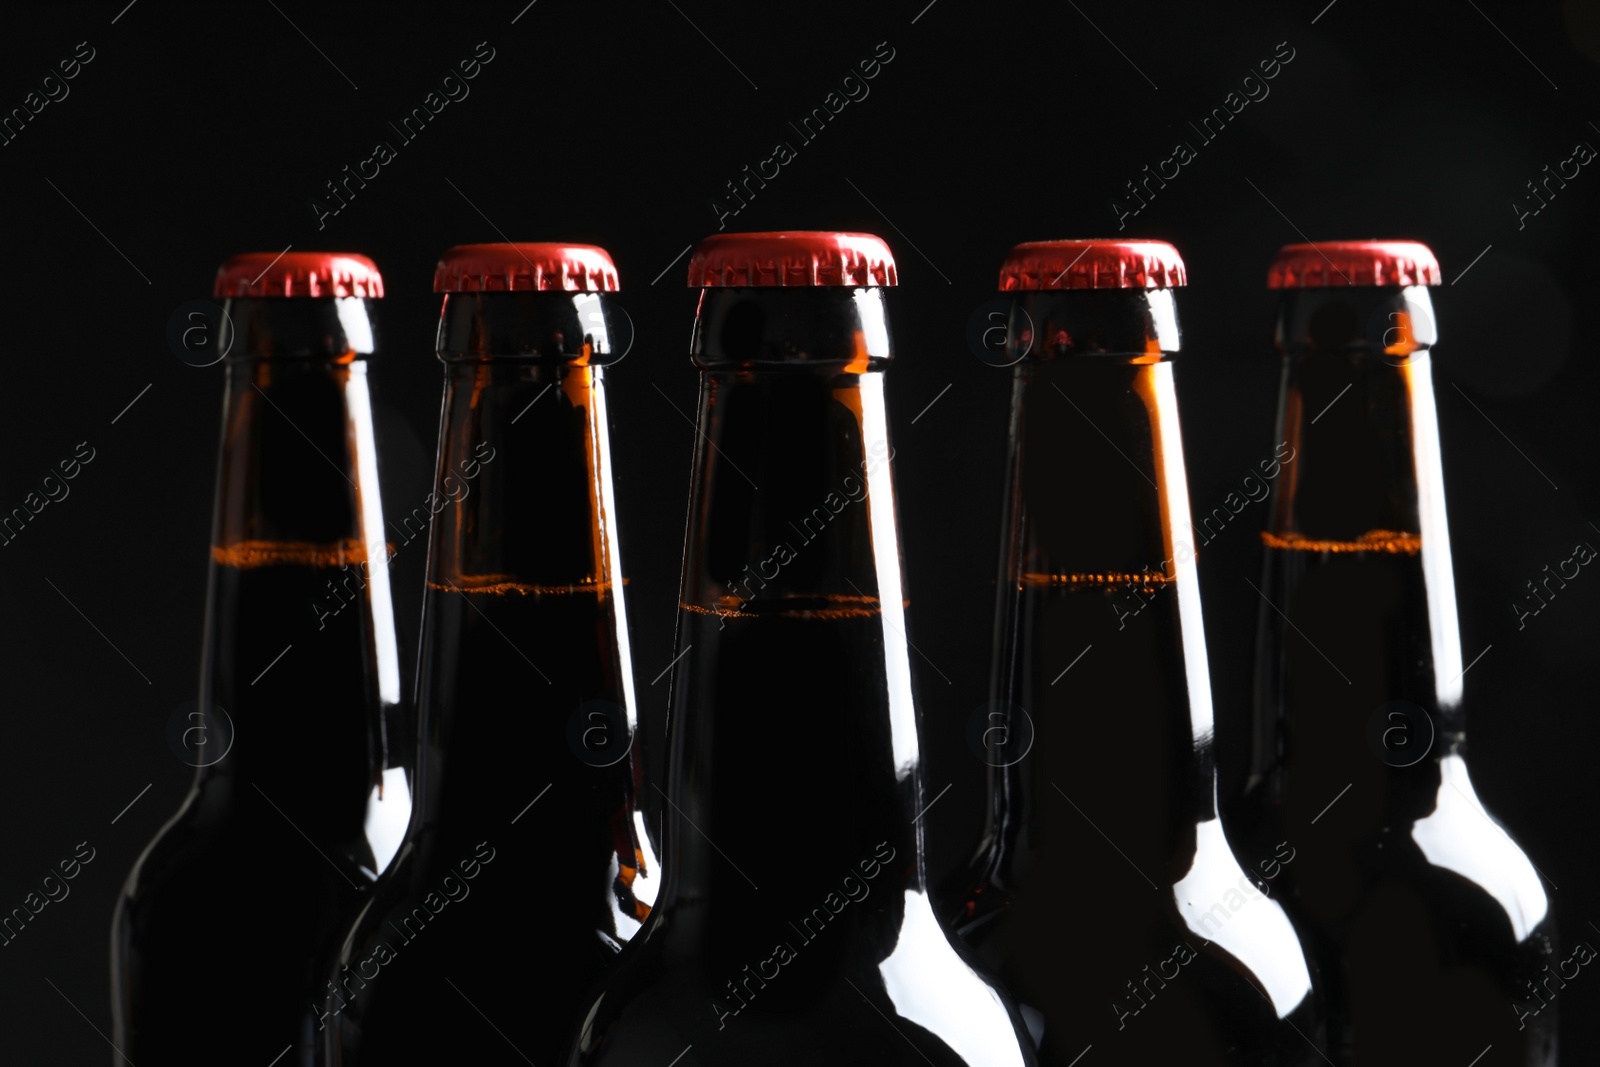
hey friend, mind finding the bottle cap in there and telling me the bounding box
[214,252,384,299]
[688,231,897,287]
[1267,240,1441,288]
[434,243,620,293]
[998,239,1186,291]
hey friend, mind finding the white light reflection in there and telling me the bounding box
[877,890,1029,1067]
[604,848,644,946]
[1173,817,1312,1019]
[1411,754,1548,942]
[851,288,892,359]
[630,810,660,909]
[344,361,402,708]
[574,293,612,356]
[858,373,918,780]
[590,371,639,737]
[334,295,375,354]
[591,368,659,918]
[361,766,411,878]
[1148,364,1215,744]
[1403,348,1465,709]
[1146,289,1180,352]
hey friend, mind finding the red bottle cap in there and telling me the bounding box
[1267,240,1441,288]
[214,252,384,299]
[688,232,897,287]
[433,243,620,293]
[998,240,1186,291]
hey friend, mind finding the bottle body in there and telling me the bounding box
[1229,280,1558,1066]
[947,279,1325,1066]
[111,290,405,1064]
[318,283,656,1064]
[566,273,1036,1067]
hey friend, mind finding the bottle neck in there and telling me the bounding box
[436,287,627,362]
[426,360,624,600]
[666,286,926,908]
[1245,285,1466,840]
[416,292,643,836]
[1266,285,1465,718]
[199,299,401,871]
[211,296,390,568]
[691,285,892,369]
[424,289,632,643]
[982,289,1219,879]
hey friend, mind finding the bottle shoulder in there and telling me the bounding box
[1384,754,1552,944]
[567,889,1035,1067]
[117,776,383,907]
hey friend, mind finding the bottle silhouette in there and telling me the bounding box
[563,231,1037,1067]
[1228,240,1558,1065]
[942,239,1327,1065]
[315,243,656,1065]
[111,253,408,1065]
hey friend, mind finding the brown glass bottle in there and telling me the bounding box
[563,231,1037,1067]
[315,243,656,1065]
[942,240,1327,1065]
[1228,241,1558,1066]
[110,253,407,1065]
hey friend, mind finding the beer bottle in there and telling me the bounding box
[316,243,657,1064]
[943,239,1326,1065]
[1229,240,1558,1065]
[111,253,408,1064]
[564,231,1037,1067]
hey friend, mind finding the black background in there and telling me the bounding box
[1,0,1597,1062]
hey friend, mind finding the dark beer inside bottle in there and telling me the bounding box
[567,281,1035,1066]
[947,284,1326,1065]
[1233,283,1558,1066]
[114,294,405,1064]
[326,288,655,1065]
[1251,285,1454,811]
[212,296,399,859]
[681,284,914,931]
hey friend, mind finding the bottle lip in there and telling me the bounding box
[1267,240,1441,289]
[999,239,1186,291]
[688,231,897,288]
[214,252,383,299]
[434,243,619,293]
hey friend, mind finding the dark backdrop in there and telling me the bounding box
[1,0,1596,1062]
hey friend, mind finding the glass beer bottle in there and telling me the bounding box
[316,243,657,1064]
[563,231,1037,1067]
[1229,240,1558,1065]
[111,252,408,1064]
[943,239,1326,1065]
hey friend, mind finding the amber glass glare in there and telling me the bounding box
[563,280,1038,1067]
[1229,281,1558,1066]
[943,282,1328,1066]
[315,286,656,1066]
[110,295,406,1065]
